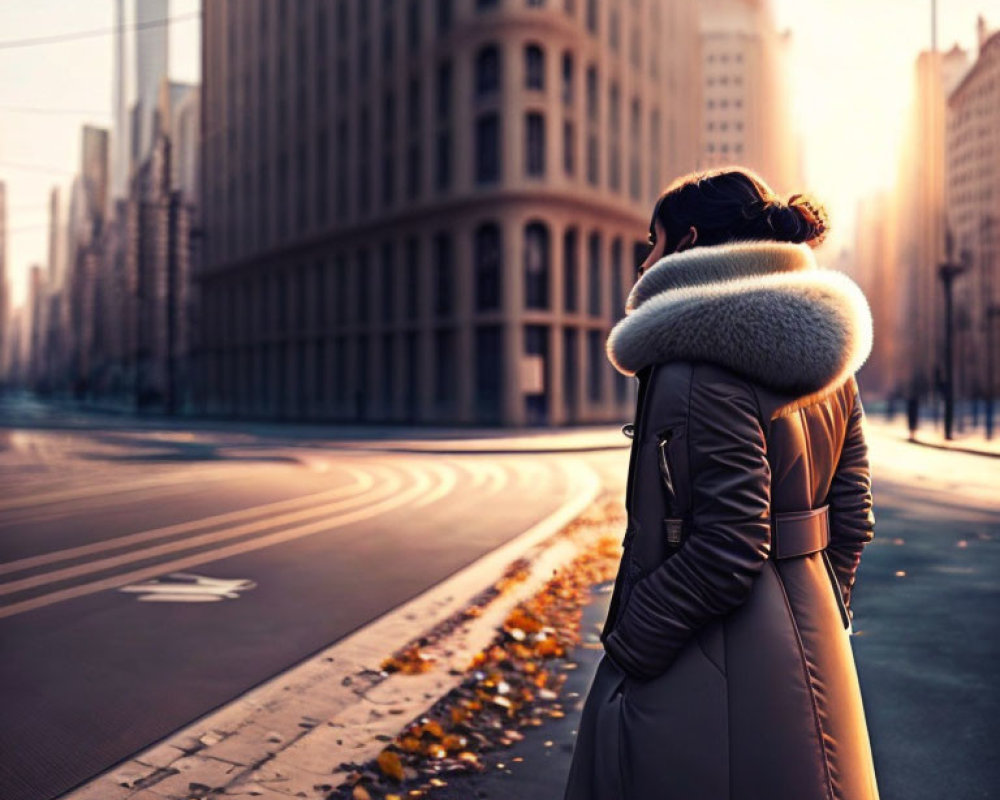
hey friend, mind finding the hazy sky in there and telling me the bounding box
[0,1,991,307]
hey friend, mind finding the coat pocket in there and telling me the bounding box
[821,548,852,630]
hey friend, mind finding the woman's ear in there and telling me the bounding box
[674,226,698,253]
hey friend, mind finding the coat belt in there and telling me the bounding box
[770,505,830,559]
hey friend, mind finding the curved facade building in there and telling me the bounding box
[199,0,701,425]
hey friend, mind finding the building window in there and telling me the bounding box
[437,0,452,33]
[525,44,545,90]
[474,325,503,422]
[524,221,550,309]
[563,119,575,176]
[381,17,395,64]
[588,231,601,316]
[561,51,573,106]
[357,248,371,325]
[629,97,640,200]
[477,0,499,8]
[407,77,421,128]
[586,133,598,185]
[437,59,452,120]
[650,107,660,198]
[476,112,501,184]
[381,241,396,321]
[336,252,349,323]
[586,65,598,122]
[609,7,619,51]
[476,44,501,97]
[608,82,620,191]
[435,129,451,190]
[563,227,579,312]
[610,237,623,320]
[586,0,598,33]
[475,222,502,311]
[587,329,603,403]
[434,328,455,413]
[525,112,546,177]
[433,232,453,316]
[406,142,421,198]
[381,332,395,413]
[405,237,420,321]
[406,0,421,50]
[563,327,578,419]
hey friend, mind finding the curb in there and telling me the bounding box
[60,457,605,800]
[908,435,1000,460]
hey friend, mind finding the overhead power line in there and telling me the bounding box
[0,11,198,50]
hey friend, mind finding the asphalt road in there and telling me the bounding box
[0,408,628,800]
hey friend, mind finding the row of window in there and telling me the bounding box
[706,142,745,154]
[208,94,662,264]
[201,318,626,421]
[202,224,645,349]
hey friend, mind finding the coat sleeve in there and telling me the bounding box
[603,371,772,682]
[824,377,875,617]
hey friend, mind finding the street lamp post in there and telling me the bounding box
[938,234,970,441]
[986,303,1000,440]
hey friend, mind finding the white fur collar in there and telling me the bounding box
[605,240,873,399]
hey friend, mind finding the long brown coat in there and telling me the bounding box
[563,241,880,800]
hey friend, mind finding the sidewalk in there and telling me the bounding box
[866,416,1000,459]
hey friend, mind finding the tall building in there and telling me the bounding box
[27,265,47,388]
[199,0,702,425]
[853,191,900,397]
[0,182,7,381]
[697,0,801,195]
[945,18,1000,406]
[66,126,110,395]
[892,44,970,398]
[134,0,170,165]
[110,0,170,206]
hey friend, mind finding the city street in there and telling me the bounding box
[0,401,998,800]
[0,400,628,800]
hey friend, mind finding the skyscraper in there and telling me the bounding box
[199,0,702,426]
[945,19,999,409]
[110,0,170,205]
[0,182,7,380]
[698,0,802,195]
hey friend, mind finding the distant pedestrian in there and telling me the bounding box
[564,167,880,799]
[907,393,919,442]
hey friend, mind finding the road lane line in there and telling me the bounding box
[0,465,390,596]
[0,461,282,513]
[0,465,372,576]
[410,460,458,509]
[0,461,436,620]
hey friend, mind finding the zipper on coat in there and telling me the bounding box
[656,426,686,548]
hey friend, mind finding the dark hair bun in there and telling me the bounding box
[780,193,829,247]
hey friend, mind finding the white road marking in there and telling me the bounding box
[0,466,372,576]
[0,461,271,512]
[0,466,389,597]
[119,572,257,603]
[0,461,434,620]
[410,460,458,509]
